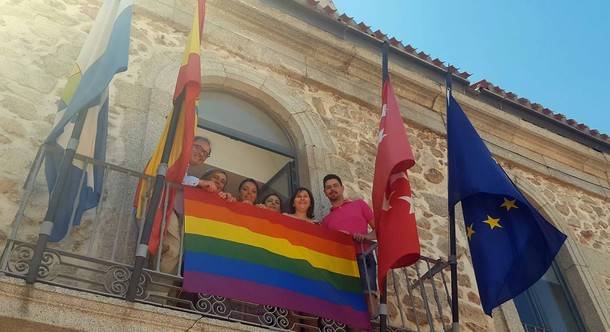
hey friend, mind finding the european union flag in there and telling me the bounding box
[447,93,567,315]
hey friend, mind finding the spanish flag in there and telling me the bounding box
[135,0,206,254]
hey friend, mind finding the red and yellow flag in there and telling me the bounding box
[134,0,206,255]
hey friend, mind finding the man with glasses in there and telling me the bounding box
[161,136,216,274]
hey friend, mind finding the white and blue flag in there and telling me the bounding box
[45,0,133,242]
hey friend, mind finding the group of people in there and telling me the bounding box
[192,166,312,221]
[199,167,318,223]
[162,136,379,316]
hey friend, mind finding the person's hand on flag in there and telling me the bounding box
[353,232,376,242]
[218,191,236,202]
[198,179,218,192]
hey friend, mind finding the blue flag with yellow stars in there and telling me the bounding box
[447,92,566,315]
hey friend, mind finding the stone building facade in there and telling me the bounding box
[0,0,608,331]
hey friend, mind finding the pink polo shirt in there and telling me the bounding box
[322,199,374,252]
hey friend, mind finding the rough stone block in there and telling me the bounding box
[0,59,57,94]
[399,99,446,135]
[135,0,174,21]
[0,94,39,121]
[305,63,376,107]
[113,80,152,112]
[543,155,605,187]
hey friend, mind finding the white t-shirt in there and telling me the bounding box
[174,173,199,215]
[182,175,199,187]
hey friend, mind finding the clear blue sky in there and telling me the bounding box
[333,0,610,135]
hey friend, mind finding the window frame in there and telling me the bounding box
[198,116,299,195]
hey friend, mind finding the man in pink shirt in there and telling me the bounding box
[321,174,378,317]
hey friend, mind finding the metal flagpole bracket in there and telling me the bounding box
[157,163,168,176]
[39,221,54,236]
[378,303,388,315]
[135,244,148,258]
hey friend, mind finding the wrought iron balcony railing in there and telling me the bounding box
[0,145,453,331]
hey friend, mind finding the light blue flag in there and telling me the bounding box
[45,0,133,242]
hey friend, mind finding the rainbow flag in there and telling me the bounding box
[183,187,370,329]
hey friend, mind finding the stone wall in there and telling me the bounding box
[0,0,609,331]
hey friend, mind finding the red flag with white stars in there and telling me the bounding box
[373,77,420,289]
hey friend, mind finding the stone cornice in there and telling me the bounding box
[452,93,610,199]
[472,80,609,146]
[455,93,609,179]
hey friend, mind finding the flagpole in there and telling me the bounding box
[446,72,460,332]
[126,92,185,301]
[26,108,89,284]
[379,40,390,332]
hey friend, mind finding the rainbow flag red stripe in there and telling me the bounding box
[183,188,370,329]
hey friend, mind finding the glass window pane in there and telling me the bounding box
[514,263,585,332]
[539,265,560,284]
[514,291,542,328]
[531,278,581,332]
[259,163,292,211]
[199,91,292,152]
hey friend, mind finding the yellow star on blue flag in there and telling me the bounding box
[447,93,566,316]
[500,197,518,211]
[482,215,502,229]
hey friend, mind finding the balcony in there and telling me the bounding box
[0,145,453,331]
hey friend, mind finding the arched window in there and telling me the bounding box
[514,261,586,332]
[189,91,298,207]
